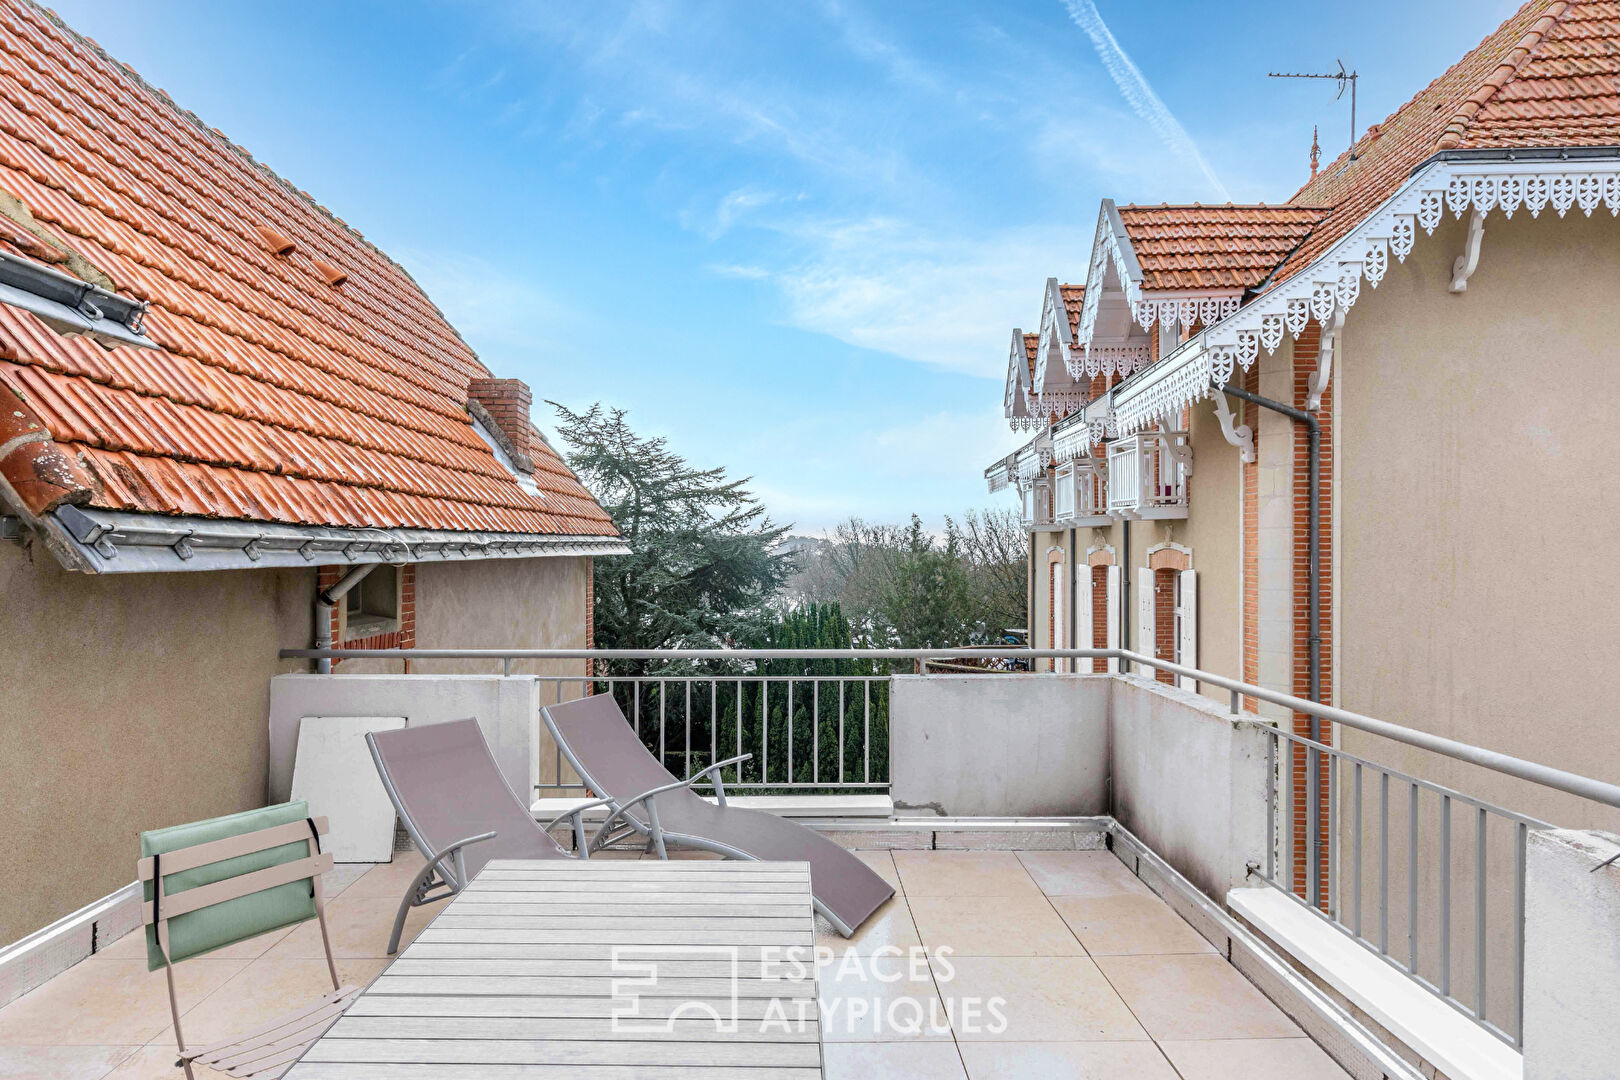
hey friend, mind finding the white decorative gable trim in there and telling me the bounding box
[1109,152,1620,436]
[1133,293,1241,330]
[1004,327,1036,431]
[1075,203,1138,349]
[1033,277,1072,389]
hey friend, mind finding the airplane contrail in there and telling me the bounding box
[1062,0,1231,201]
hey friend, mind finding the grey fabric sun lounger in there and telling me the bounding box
[542,694,896,937]
[367,718,630,954]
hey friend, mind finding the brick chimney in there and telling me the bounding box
[466,377,535,475]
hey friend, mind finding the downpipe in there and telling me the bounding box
[1217,379,1324,904]
[312,564,377,674]
[1215,381,1321,710]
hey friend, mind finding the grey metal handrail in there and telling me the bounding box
[282,644,1620,811]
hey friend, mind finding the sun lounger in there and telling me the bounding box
[366,718,626,954]
[541,694,896,936]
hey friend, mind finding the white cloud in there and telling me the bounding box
[1061,0,1229,201]
[872,405,1027,479]
[393,249,580,353]
[743,216,1089,378]
[681,187,804,240]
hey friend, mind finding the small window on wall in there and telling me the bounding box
[344,563,400,640]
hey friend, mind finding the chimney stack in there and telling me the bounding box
[466,377,535,475]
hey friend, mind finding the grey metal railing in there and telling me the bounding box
[526,671,898,797]
[282,643,1620,1048]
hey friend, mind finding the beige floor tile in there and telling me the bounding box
[823,1041,968,1078]
[909,895,1083,957]
[322,863,373,899]
[957,1041,1181,1079]
[262,892,448,960]
[893,852,1041,898]
[857,850,903,892]
[936,955,1146,1043]
[1157,1037,1352,1079]
[660,848,726,860]
[818,954,954,1041]
[331,853,427,899]
[1049,894,1214,956]
[152,956,387,1046]
[0,1044,139,1080]
[1094,954,1302,1041]
[1016,851,1151,898]
[102,1043,230,1079]
[817,894,921,956]
[97,925,293,963]
[0,958,246,1046]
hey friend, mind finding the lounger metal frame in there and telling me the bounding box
[540,704,864,937]
[364,725,676,953]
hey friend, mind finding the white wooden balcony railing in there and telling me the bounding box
[1106,430,1189,519]
[1054,458,1111,526]
[1020,476,1052,527]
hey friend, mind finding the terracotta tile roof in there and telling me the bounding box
[1115,204,1329,292]
[1023,331,1039,374]
[0,0,615,537]
[1275,0,1613,286]
[1059,284,1084,337]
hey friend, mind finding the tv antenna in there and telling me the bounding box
[1269,59,1358,158]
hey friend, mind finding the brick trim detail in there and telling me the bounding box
[1089,564,1109,673]
[1147,545,1189,572]
[318,563,415,671]
[1153,567,1177,685]
[1241,363,1260,713]
[1291,320,1333,906]
[584,555,595,691]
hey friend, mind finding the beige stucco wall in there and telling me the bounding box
[3,547,593,947]
[333,555,590,686]
[0,539,310,946]
[1335,207,1620,1020]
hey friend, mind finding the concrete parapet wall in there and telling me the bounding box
[1108,674,1271,901]
[268,674,542,805]
[1523,828,1620,1080]
[889,674,1110,818]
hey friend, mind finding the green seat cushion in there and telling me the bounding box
[141,801,319,971]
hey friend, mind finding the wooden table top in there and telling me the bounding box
[284,858,823,1079]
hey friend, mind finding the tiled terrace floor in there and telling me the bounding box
[0,848,1351,1080]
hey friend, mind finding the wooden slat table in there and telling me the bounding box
[284,858,823,1079]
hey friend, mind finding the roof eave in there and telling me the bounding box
[41,505,629,574]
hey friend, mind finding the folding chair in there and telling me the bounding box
[140,801,356,1078]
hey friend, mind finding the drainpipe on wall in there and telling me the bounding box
[312,564,378,674]
[1120,519,1130,674]
[1216,381,1322,720]
[1027,531,1036,659]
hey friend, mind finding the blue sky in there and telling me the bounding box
[51,0,1513,533]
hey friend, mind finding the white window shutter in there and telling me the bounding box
[1076,563,1093,672]
[1138,568,1155,675]
[1178,569,1198,691]
[1105,565,1120,673]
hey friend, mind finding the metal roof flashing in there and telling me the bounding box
[42,505,629,573]
[0,252,154,350]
